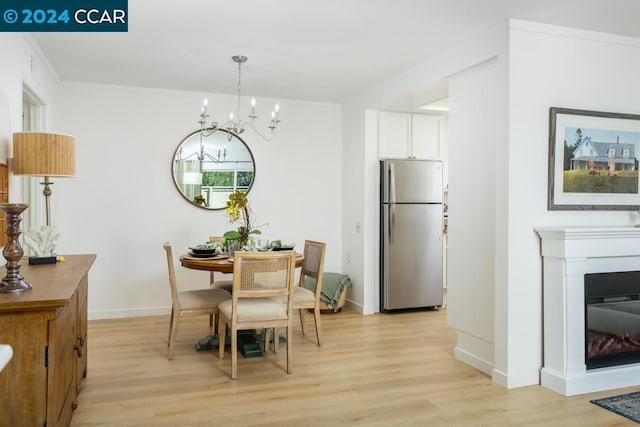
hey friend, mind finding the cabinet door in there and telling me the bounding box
[0,311,49,426]
[47,296,77,427]
[411,114,441,159]
[378,111,410,158]
[76,276,88,396]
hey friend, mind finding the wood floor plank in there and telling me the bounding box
[70,308,638,426]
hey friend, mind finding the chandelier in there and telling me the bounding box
[199,55,281,141]
[176,133,226,164]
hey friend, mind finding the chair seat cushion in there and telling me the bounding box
[179,288,231,310]
[219,298,288,322]
[293,286,315,305]
[212,280,233,293]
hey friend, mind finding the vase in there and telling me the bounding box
[228,240,241,257]
[0,203,31,293]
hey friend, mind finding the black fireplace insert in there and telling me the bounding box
[584,270,640,370]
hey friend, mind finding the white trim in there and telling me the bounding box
[454,346,493,376]
[510,19,640,48]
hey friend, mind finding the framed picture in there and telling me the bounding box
[548,107,640,210]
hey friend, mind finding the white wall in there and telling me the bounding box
[49,83,343,319]
[501,20,640,387]
[447,58,504,378]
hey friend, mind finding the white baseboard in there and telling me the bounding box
[492,368,540,388]
[454,346,494,376]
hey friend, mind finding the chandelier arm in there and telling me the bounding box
[243,121,275,141]
[201,152,225,163]
[201,125,219,137]
[181,152,201,161]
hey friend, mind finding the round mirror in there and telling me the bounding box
[172,128,255,209]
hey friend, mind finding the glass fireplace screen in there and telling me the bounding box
[584,271,640,370]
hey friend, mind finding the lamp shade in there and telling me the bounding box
[12,132,75,177]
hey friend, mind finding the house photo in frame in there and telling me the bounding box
[548,107,640,210]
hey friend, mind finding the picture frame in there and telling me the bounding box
[548,107,640,210]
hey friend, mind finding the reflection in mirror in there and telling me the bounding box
[172,128,255,210]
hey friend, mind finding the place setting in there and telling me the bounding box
[184,242,227,260]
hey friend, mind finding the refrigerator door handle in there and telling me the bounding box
[389,163,395,244]
[389,204,395,243]
[389,162,396,205]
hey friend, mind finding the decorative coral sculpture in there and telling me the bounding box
[22,225,60,257]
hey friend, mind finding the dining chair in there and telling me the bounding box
[218,251,296,379]
[208,236,234,293]
[210,272,233,293]
[291,240,326,346]
[163,243,231,360]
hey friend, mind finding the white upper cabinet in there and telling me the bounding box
[411,114,441,159]
[377,111,444,160]
[377,111,411,158]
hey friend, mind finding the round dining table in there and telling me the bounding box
[179,251,305,273]
[179,251,305,354]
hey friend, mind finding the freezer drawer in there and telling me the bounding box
[381,203,443,310]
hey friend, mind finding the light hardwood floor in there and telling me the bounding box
[71,307,637,426]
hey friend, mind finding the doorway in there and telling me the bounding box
[20,86,46,232]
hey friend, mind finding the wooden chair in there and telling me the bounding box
[163,243,231,360]
[218,251,296,379]
[208,236,234,293]
[210,272,233,292]
[291,240,326,346]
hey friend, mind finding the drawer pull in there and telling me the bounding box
[74,337,84,357]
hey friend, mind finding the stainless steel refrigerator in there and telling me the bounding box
[380,159,443,311]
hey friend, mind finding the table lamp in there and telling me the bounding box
[12,132,76,227]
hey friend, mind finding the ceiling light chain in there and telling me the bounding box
[198,55,280,141]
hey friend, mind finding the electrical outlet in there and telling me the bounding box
[355,222,361,233]
[347,252,351,263]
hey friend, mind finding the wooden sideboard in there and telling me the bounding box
[0,254,96,427]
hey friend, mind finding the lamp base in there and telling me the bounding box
[28,256,57,265]
[0,278,31,293]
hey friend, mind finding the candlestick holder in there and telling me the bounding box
[0,203,31,293]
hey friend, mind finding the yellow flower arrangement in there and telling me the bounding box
[223,191,261,247]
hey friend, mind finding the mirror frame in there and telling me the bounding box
[171,128,256,210]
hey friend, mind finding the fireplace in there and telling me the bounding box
[536,226,640,396]
[585,271,640,370]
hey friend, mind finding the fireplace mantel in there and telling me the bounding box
[536,226,640,396]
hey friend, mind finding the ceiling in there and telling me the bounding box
[30,0,640,104]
